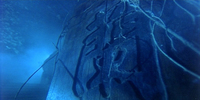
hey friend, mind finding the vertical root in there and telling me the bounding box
[165,30,177,51]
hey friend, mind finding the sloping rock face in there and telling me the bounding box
[46,0,200,100]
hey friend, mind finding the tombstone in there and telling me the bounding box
[44,0,200,100]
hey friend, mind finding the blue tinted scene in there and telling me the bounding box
[0,0,200,100]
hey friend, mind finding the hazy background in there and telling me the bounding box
[0,0,77,84]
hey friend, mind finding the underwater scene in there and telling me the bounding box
[0,0,200,100]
